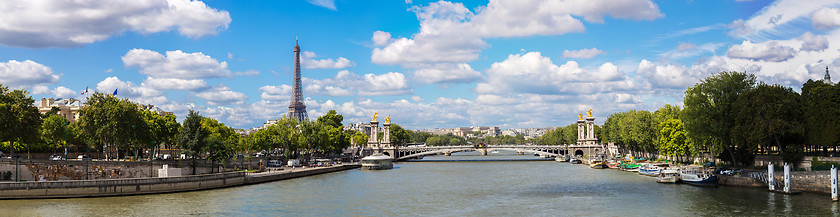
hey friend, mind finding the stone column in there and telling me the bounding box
[586,116,595,141]
[381,123,391,147]
[368,121,379,148]
[577,120,585,145]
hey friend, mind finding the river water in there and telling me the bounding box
[2,151,839,216]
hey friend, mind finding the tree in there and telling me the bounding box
[733,84,804,164]
[683,71,756,166]
[801,79,840,151]
[0,84,42,158]
[407,130,433,143]
[316,110,343,128]
[78,92,149,160]
[41,114,69,155]
[658,119,690,161]
[201,117,240,166]
[178,110,207,174]
[389,124,410,146]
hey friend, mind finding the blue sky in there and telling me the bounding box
[1,0,839,130]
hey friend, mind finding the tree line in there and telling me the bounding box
[595,71,840,166]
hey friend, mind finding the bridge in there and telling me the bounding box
[377,144,604,161]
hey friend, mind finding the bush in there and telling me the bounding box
[811,157,840,171]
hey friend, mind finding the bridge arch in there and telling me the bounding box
[395,146,562,161]
[574,150,584,156]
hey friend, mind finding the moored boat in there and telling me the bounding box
[590,160,607,169]
[679,166,717,187]
[570,158,582,164]
[620,162,641,172]
[657,169,680,183]
[555,155,569,162]
[638,164,660,176]
[639,163,672,176]
[361,153,393,170]
[607,161,621,169]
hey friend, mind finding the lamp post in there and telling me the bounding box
[132,124,137,161]
[85,140,90,180]
[150,140,155,178]
[64,122,68,159]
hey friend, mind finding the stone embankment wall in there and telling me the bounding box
[718,176,765,188]
[721,171,834,194]
[781,171,832,193]
[0,164,361,199]
[0,172,246,199]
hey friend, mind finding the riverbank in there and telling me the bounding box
[0,163,360,199]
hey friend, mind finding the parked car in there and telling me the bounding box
[77,155,90,160]
[161,154,172,160]
[50,155,66,161]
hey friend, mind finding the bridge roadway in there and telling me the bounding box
[391,145,589,161]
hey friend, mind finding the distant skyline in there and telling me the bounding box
[1,0,839,130]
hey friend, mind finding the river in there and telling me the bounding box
[2,151,839,216]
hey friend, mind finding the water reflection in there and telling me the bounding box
[0,151,837,216]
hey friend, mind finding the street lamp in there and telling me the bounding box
[132,124,137,161]
[150,140,155,178]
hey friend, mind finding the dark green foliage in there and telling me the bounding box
[733,84,804,166]
[178,110,207,160]
[683,71,756,166]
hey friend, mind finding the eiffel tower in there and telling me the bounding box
[288,39,308,122]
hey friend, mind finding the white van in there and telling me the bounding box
[287,159,301,167]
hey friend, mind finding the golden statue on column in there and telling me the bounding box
[372,112,379,122]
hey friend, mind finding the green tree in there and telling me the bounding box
[201,117,240,166]
[733,84,804,164]
[658,119,690,161]
[78,92,149,159]
[389,124,410,146]
[683,71,756,166]
[801,79,840,151]
[178,110,206,174]
[0,84,42,158]
[41,114,69,155]
[316,110,343,128]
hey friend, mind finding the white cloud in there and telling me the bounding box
[306,0,337,10]
[304,70,412,96]
[258,85,292,101]
[196,86,247,105]
[372,31,391,47]
[143,77,209,91]
[122,49,232,79]
[301,51,355,69]
[95,76,167,105]
[562,48,606,59]
[799,32,830,51]
[813,7,840,29]
[732,0,836,41]
[659,42,724,61]
[31,86,78,99]
[727,40,796,62]
[412,63,481,84]
[52,86,77,98]
[637,60,707,89]
[677,42,696,51]
[0,0,230,48]
[0,60,59,89]
[371,0,662,84]
[476,52,628,95]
